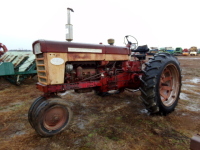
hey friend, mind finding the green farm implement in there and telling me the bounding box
[0,49,37,85]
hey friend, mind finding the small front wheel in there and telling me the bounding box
[28,96,45,128]
[31,98,72,137]
[140,53,181,115]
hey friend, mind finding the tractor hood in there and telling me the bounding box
[32,40,130,55]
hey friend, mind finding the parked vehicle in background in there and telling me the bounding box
[182,48,189,56]
[165,47,175,54]
[159,47,166,53]
[189,46,198,56]
[146,49,158,55]
[174,47,183,56]
[198,48,200,54]
[159,47,175,54]
[150,47,158,50]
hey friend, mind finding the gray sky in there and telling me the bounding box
[0,0,199,50]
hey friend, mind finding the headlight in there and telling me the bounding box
[34,43,42,54]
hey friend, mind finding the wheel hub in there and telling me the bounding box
[43,106,68,130]
[159,64,180,106]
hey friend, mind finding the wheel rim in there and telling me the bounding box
[43,105,68,130]
[159,64,180,106]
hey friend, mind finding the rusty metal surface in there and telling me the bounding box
[68,53,105,61]
[190,134,200,150]
[12,55,26,67]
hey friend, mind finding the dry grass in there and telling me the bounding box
[0,56,200,150]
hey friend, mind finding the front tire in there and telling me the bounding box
[28,96,45,128]
[140,53,181,115]
[31,98,72,137]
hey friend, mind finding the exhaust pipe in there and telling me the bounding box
[66,8,74,42]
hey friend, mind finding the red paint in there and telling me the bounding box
[32,40,130,55]
[0,43,8,56]
[36,60,142,94]
[33,40,144,96]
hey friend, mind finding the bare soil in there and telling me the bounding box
[0,56,199,150]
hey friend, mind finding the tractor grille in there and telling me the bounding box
[36,53,47,84]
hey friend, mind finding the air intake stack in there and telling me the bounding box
[66,8,74,42]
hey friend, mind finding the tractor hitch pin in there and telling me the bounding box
[66,8,74,42]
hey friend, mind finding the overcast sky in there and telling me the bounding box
[0,0,199,50]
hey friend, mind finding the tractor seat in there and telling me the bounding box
[131,45,149,53]
[131,45,149,60]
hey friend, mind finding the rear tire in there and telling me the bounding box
[140,53,181,115]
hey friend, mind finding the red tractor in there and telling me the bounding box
[28,9,182,137]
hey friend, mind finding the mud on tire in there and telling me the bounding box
[140,53,181,115]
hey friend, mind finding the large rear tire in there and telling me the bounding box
[140,53,181,115]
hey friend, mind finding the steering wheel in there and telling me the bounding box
[124,35,138,50]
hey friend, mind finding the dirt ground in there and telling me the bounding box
[0,56,199,150]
